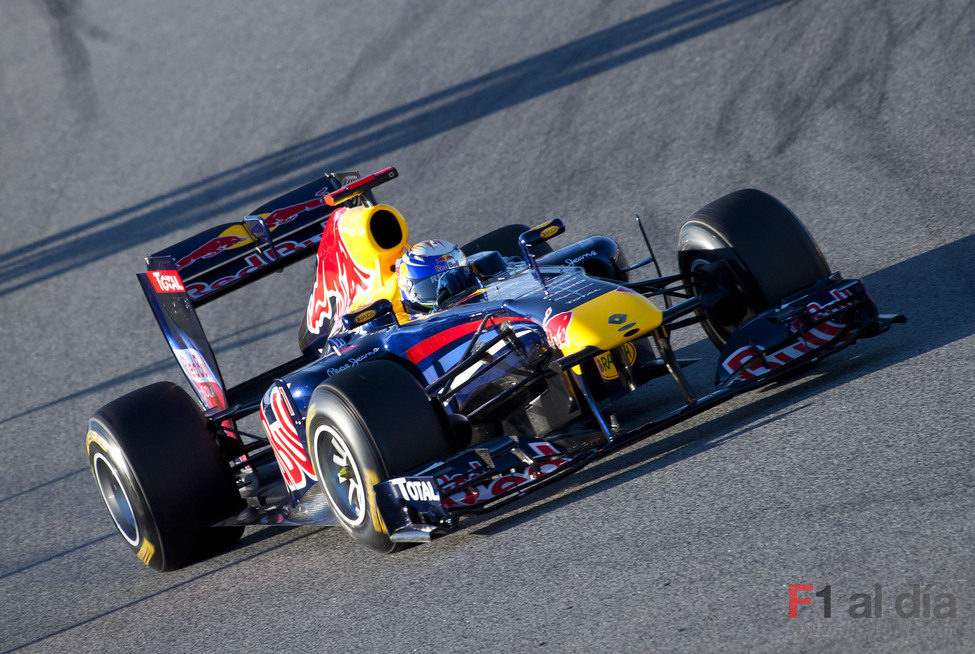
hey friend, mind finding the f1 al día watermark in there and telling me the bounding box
[788,583,957,619]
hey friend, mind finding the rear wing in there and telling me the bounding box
[151,169,402,306]
[137,167,399,414]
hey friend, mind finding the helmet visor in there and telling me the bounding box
[404,271,447,307]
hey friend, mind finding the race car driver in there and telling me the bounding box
[396,240,476,312]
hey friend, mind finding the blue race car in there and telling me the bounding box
[85,167,903,569]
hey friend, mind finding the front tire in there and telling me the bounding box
[306,360,453,552]
[85,382,244,571]
[678,189,830,348]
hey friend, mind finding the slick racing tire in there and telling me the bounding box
[306,360,453,553]
[85,382,244,571]
[461,224,553,258]
[677,189,830,348]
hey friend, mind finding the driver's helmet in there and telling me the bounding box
[397,240,467,310]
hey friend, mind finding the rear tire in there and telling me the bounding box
[85,382,244,571]
[306,360,453,552]
[678,189,830,348]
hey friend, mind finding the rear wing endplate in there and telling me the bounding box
[137,261,231,413]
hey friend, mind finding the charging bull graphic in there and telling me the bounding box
[175,187,332,270]
[303,203,408,338]
[305,208,376,337]
[542,308,574,351]
[260,186,331,230]
[260,386,317,492]
[176,232,250,269]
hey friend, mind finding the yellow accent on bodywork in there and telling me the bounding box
[561,290,662,356]
[337,205,408,281]
[333,204,415,324]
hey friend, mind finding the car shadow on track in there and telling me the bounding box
[471,234,975,537]
[0,0,793,299]
[1,527,320,654]
[0,533,116,582]
[0,309,303,428]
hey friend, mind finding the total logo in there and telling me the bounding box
[390,478,440,503]
[147,270,185,294]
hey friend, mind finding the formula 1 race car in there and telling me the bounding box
[85,166,903,570]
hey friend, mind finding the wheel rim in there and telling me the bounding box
[689,256,751,343]
[92,452,140,545]
[314,424,367,527]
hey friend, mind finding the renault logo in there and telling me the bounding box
[608,313,627,324]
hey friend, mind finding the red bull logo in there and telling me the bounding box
[260,186,331,230]
[176,233,249,269]
[183,235,322,300]
[434,253,458,272]
[176,187,331,270]
[542,308,574,350]
[439,442,572,508]
[172,347,225,410]
[721,321,847,381]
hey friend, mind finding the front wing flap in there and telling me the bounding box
[375,438,578,541]
[715,275,904,386]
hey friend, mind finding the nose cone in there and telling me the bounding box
[544,287,662,356]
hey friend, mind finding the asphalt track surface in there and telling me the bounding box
[1,0,973,651]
